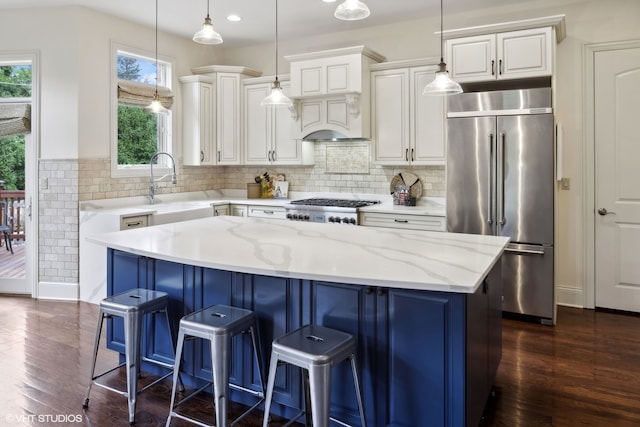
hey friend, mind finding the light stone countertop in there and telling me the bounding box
[88,216,507,294]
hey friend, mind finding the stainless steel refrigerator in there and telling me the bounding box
[446,88,555,324]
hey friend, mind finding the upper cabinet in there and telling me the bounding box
[181,66,261,166]
[243,76,314,165]
[443,15,566,84]
[371,59,446,165]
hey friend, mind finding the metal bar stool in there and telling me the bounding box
[262,324,366,427]
[83,288,180,424]
[166,304,266,427]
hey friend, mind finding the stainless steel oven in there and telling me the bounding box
[284,198,380,225]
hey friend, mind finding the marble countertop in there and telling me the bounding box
[88,216,507,294]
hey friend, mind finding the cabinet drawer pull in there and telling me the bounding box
[263,210,274,215]
[405,149,409,162]
[491,60,495,76]
[126,221,142,227]
[499,59,503,75]
[394,219,409,223]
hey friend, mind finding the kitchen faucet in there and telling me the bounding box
[149,152,177,204]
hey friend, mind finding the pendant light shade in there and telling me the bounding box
[261,77,293,108]
[262,0,293,108]
[193,0,223,45]
[424,0,462,96]
[144,93,169,114]
[334,0,370,21]
[145,0,169,114]
[423,62,463,96]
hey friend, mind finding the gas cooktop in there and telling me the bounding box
[288,198,380,208]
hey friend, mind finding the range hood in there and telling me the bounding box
[285,46,385,141]
[302,129,371,142]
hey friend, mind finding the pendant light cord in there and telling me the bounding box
[155,0,159,96]
[439,0,444,63]
[275,0,279,79]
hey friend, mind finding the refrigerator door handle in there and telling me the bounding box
[498,132,506,226]
[504,247,545,256]
[488,133,494,225]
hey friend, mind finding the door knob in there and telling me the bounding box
[598,208,616,216]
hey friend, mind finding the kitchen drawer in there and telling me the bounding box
[360,212,445,231]
[247,205,286,220]
[120,214,149,230]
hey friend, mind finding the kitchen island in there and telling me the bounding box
[88,216,509,427]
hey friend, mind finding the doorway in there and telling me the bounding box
[0,52,38,296]
[585,41,640,312]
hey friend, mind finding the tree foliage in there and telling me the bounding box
[117,106,157,165]
[117,56,141,81]
[0,135,25,190]
[0,65,32,98]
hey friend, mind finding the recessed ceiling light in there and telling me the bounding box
[226,14,242,22]
[323,0,337,3]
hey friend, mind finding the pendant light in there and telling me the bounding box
[423,0,462,96]
[193,0,223,45]
[145,0,169,114]
[261,0,293,108]
[334,0,370,21]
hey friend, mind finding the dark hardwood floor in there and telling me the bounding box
[1,296,639,427]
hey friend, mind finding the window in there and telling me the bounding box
[112,44,173,177]
[0,61,31,191]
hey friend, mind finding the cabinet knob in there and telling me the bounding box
[377,288,385,296]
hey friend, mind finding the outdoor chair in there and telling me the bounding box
[0,200,14,254]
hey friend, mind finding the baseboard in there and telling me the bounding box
[37,281,79,301]
[556,285,584,308]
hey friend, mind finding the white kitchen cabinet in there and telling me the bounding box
[247,205,287,220]
[370,60,446,165]
[243,77,314,165]
[180,75,215,165]
[183,66,261,166]
[213,204,229,216]
[360,211,446,232]
[230,204,247,217]
[446,27,553,83]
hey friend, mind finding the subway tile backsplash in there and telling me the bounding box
[78,143,445,202]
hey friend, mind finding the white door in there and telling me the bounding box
[0,53,37,296]
[594,46,640,312]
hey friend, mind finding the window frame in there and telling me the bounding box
[110,42,175,178]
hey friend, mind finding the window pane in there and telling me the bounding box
[117,105,158,165]
[0,65,32,98]
[115,49,171,170]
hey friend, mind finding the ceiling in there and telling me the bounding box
[0,0,534,48]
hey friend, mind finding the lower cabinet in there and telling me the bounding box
[106,249,501,427]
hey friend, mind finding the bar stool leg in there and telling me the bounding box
[161,308,184,392]
[249,325,266,395]
[124,313,143,424]
[166,328,186,427]
[83,310,105,407]
[350,355,367,427]
[262,351,280,427]
[308,365,332,427]
[211,334,230,427]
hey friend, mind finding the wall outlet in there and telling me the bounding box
[560,178,570,190]
[39,177,48,190]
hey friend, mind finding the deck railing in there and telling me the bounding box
[0,190,26,242]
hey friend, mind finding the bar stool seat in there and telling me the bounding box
[262,324,366,427]
[83,288,180,424]
[166,304,265,427]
